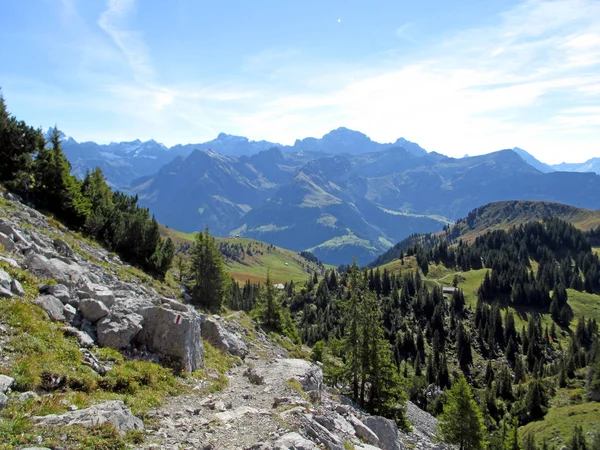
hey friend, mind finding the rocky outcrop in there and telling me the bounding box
[32,400,144,434]
[135,299,204,372]
[0,196,205,373]
[201,316,249,359]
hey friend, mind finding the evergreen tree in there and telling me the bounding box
[187,228,227,310]
[569,426,588,450]
[256,270,283,331]
[0,91,43,193]
[438,375,486,450]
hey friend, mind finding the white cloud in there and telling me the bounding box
[6,0,600,164]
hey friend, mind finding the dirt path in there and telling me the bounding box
[142,340,310,449]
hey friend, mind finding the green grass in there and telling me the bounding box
[0,297,188,448]
[519,401,600,445]
[192,342,238,393]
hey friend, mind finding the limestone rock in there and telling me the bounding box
[61,326,96,348]
[53,238,74,257]
[10,279,25,296]
[97,313,143,349]
[78,281,114,308]
[32,400,143,434]
[304,415,344,450]
[0,374,14,393]
[62,303,77,323]
[135,301,204,372]
[0,392,8,411]
[34,295,66,322]
[79,298,110,322]
[273,432,318,449]
[0,269,11,290]
[0,232,18,253]
[47,284,70,304]
[348,415,380,446]
[0,286,12,298]
[201,317,249,359]
[27,253,84,287]
[362,415,403,450]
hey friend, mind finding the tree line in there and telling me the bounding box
[0,93,174,278]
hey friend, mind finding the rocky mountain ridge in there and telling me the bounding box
[0,193,446,449]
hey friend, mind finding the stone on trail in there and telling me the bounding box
[32,400,143,434]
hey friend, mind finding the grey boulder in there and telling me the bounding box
[27,254,84,287]
[79,298,110,322]
[201,317,248,359]
[10,279,25,296]
[34,295,66,322]
[0,269,11,290]
[136,299,204,372]
[78,281,114,308]
[273,432,318,449]
[362,415,403,450]
[32,400,143,434]
[0,232,18,253]
[97,313,143,349]
[0,374,14,393]
[47,284,70,304]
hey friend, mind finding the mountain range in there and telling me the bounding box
[60,128,600,265]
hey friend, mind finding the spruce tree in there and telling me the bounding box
[187,228,227,310]
[438,375,486,450]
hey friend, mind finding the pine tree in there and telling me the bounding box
[438,375,486,450]
[0,91,42,193]
[257,270,283,331]
[187,228,227,310]
[524,433,537,450]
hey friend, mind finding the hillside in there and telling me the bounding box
[0,193,447,450]
[371,200,600,268]
[160,225,328,284]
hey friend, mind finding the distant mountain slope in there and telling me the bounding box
[553,157,600,175]
[61,128,429,188]
[370,200,600,267]
[138,143,600,265]
[291,127,428,157]
[512,147,554,173]
[133,148,311,236]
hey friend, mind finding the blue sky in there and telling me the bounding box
[1,0,599,163]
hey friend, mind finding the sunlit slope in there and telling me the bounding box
[160,225,328,284]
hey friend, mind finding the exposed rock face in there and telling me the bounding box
[136,299,204,372]
[34,295,66,322]
[97,312,144,349]
[32,400,144,434]
[201,317,248,358]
